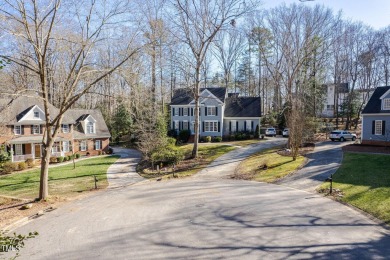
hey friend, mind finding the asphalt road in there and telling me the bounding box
[277,141,351,192]
[4,138,390,259]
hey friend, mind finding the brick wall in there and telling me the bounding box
[361,140,390,147]
[73,138,110,156]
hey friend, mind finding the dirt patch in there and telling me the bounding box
[0,190,102,230]
[317,188,345,199]
[342,144,390,155]
[276,143,315,156]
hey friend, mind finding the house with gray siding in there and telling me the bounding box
[361,86,390,146]
[170,88,261,138]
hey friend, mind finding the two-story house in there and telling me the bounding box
[170,87,261,138]
[0,94,111,162]
[361,86,390,146]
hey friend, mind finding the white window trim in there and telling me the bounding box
[63,141,69,152]
[15,144,22,155]
[14,125,21,135]
[231,120,237,132]
[95,140,101,150]
[174,108,179,116]
[32,125,40,134]
[183,107,188,116]
[375,120,382,135]
[207,106,216,116]
[174,120,179,130]
[86,122,95,134]
[80,141,87,151]
[62,124,69,133]
[204,120,218,132]
[383,99,390,110]
[182,120,189,130]
[246,120,252,131]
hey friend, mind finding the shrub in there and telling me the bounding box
[151,147,184,165]
[50,157,58,163]
[254,125,260,138]
[108,147,114,154]
[213,136,222,142]
[2,161,19,174]
[205,136,212,142]
[178,130,191,143]
[63,156,68,162]
[98,150,102,155]
[25,158,35,168]
[57,156,64,163]
[18,161,27,171]
[0,147,11,163]
[75,153,81,159]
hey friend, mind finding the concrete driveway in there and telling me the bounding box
[5,138,390,259]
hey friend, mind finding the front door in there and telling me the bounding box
[34,144,41,158]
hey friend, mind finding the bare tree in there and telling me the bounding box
[171,0,254,158]
[0,0,141,200]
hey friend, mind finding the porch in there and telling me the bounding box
[9,136,69,162]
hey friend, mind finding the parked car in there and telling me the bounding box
[329,130,357,142]
[265,128,276,137]
[282,128,289,137]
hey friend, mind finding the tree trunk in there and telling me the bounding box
[192,65,201,158]
[39,135,54,200]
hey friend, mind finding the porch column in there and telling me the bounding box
[11,145,14,162]
[31,143,35,160]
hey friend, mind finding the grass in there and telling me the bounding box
[234,148,306,183]
[139,144,236,179]
[0,155,120,200]
[319,152,390,225]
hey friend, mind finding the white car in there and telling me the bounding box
[282,128,289,137]
[265,128,276,137]
[329,130,357,142]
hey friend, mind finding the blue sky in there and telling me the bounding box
[263,0,390,30]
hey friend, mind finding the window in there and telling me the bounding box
[207,106,216,116]
[34,111,39,118]
[174,121,179,130]
[14,125,22,135]
[63,141,69,152]
[51,144,60,153]
[95,140,101,150]
[86,122,94,134]
[375,120,383,135]
[327,105,334,110]
[80,141,87,151]
[205,121,218,132]
[383,99,390,110]
[32,125,40,134]
[230,120,236,132]
[174,108,179,116]
[183,121,189,130]
[62,124,69,133]
[246,120,252,131]
[15,144,22,155]
[183,108,188,116]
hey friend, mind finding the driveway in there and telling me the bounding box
[277,141,351,192]
[106,147,144,188]
[4,139,390,259]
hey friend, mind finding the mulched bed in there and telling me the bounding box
[342,144,390,155]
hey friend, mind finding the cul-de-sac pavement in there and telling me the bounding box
[6,138,390,259]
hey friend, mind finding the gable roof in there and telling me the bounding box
[362,86,390,114]
[171,87,227,105]
[64,109,111,139]
[224,97,261,117]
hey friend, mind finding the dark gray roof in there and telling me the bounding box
[171,87,227,105]
[224,97,261,117]
[64,109,111,139]
[362,86,390,114]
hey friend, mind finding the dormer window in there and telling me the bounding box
[62,124,69,133]
[34,111,39,118]
[383,98,390,110]
[87,121,95,134]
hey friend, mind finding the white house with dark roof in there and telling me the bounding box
[170,87,261,138]
[0,94,111,162]
[361,86,390,146]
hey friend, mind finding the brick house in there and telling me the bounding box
[0,95,111,162]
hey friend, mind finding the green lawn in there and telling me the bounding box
[140,144,236,179]
[0,155,120,200]
[320,153,390,225]
[234,148,306,183]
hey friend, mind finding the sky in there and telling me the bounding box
[262,0,390,30]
